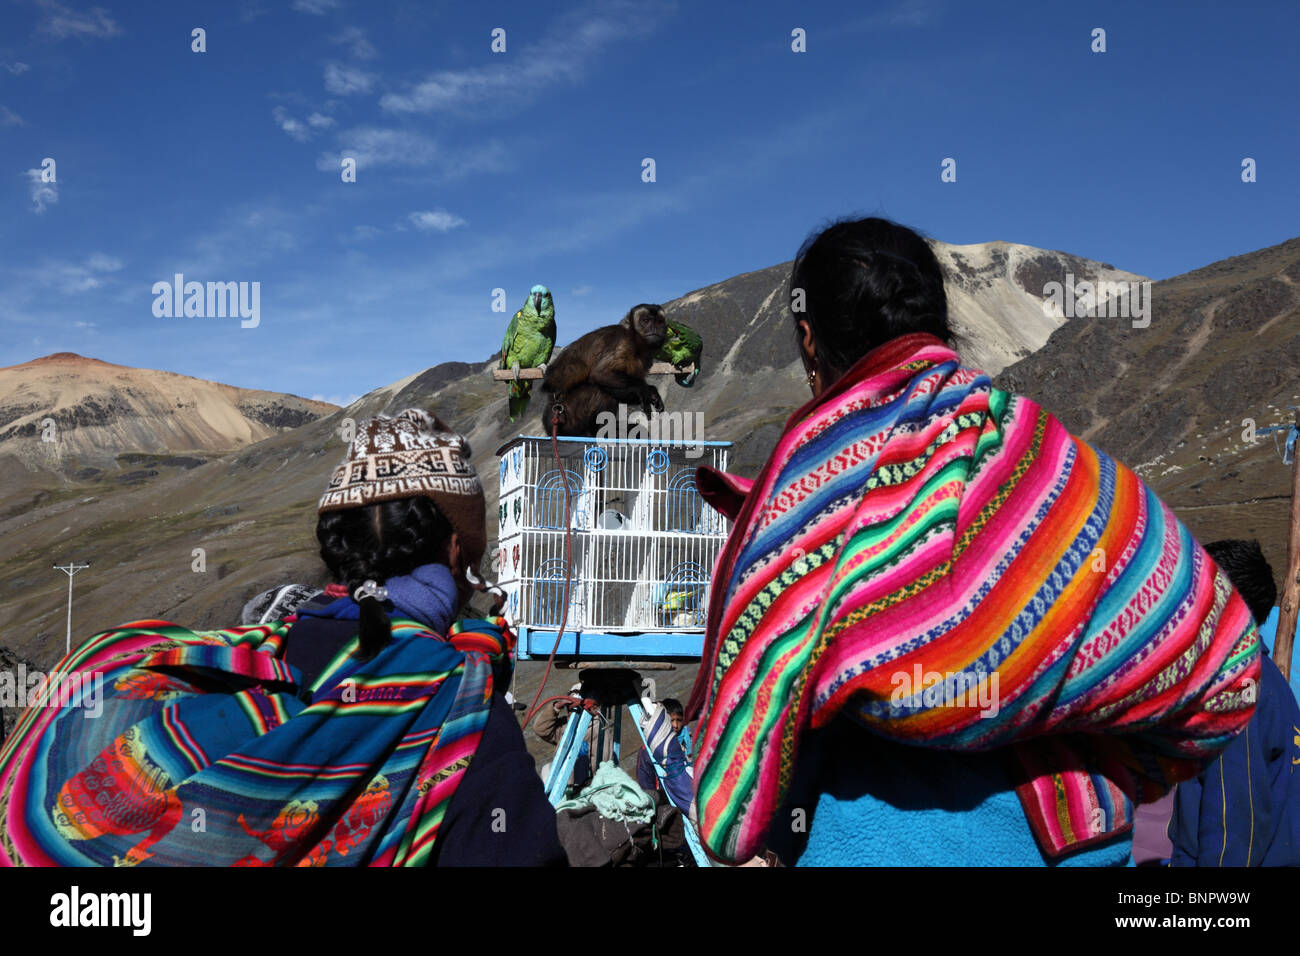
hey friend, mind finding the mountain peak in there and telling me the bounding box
[6,352,118,370]
[0,352,339,467]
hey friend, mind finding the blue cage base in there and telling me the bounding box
[515,625,704,661]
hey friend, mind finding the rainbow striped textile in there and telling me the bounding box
[0,615,513,866]
[687,333,1260,863]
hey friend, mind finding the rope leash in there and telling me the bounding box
[523,403,576,727]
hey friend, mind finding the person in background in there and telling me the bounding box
[637,697,692,797]
[636,696,693,811]
[1165,539,1300,866]
[0,409,565,867]
[1256,606,1300,702]
[534,684,613,791]
[686,216,1260,866]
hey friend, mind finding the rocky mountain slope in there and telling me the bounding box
[997,236,1300,584]
[0,352,337,469]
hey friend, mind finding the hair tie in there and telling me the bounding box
[354,579,389,603]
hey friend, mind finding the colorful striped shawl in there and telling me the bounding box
[687,333,1260,863]
[0,615,513,866]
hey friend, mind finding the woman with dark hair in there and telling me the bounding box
[0,408,565,867]
[686,216,1261,866]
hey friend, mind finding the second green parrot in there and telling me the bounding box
[655,318,703,387]
[499,284,557,422]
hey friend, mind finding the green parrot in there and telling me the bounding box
[499,284,557,422]
[662,584,703,612]
[655,318,703,387]
[660,582,705,626]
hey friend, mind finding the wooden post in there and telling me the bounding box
[1272,408,1300,681]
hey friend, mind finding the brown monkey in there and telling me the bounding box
[540,304,668,437]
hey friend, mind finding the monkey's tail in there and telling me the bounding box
[523,402,575,728]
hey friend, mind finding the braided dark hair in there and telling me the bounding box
[315,497,455,660]
[790,216,952,383]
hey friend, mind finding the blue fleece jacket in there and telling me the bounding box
[767,611,1295,866]
[767,719,1131,866]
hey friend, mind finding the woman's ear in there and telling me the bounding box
[798,319,817,369]
[446,532,475,606]
[446,532,463,576]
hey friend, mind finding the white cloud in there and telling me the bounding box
[324,62,376,96]
[408,210,467,232]
[407,185,691,290]
[292,0,340,14]
[380,1,668,114]
[34,0,123,40]
[25,167,57,213]
[332,26,375,59]
[25,253,124,293]
[154,202,300,278]
[439,141,511,180]
[844,0,942,33]
[890,0,941,26]
[86,253,123,272]
[2,61,30,75]
[571,285,593,297]
[1,105,24,126]
[352,224,381,240]
[316,131,510,181]
[316,126,438,171]
[306,111,335,129]
[271,105,311,141]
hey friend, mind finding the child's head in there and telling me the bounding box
[663,697,684,733]
[1205,538,1277,626]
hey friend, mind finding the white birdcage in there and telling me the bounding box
[495,435,731,660]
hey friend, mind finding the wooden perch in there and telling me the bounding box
[491,362,693,382]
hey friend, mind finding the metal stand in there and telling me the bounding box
[542,667,710,867]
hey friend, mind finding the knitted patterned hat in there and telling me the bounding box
[318,408,486,561]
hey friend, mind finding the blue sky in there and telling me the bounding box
[2,0,1297,405]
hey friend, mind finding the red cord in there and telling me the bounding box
[523,408,576,727]
[533,694,583,713]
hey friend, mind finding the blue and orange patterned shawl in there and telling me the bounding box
[0,614,513,866]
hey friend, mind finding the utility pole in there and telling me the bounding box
[1258,408,1300,680]
[52,562,90,658]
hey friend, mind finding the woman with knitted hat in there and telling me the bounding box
[686,217,1261,866]
[0,408,565,867]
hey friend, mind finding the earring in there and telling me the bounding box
[806,367,817,387]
